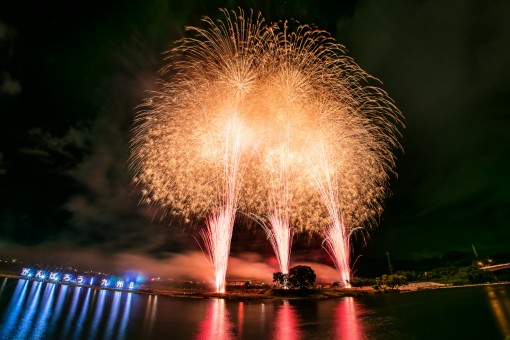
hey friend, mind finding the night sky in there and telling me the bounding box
[1,0,509,280]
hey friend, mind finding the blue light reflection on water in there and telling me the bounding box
[61,285,82,338]
[30,283,56,339]
[0,279,29,338]
[47,284,69,337]
[89,289,107,339]
[118,292,133,339]
[0,279,140,340]
[72,287,92,339]
[105,291,122,340]
[13,281,43,339]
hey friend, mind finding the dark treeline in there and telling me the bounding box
[352,250,510,287]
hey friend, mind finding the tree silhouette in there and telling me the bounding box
[288,265,316,289]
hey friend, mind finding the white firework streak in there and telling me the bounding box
[200,117,243,293]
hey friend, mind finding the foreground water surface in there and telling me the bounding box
[0,278,508,339]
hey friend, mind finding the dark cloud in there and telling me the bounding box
[19,126,91,169]
[0,21,20,96]
[0,20,11,40]
[0,152,5,175]
[1,72,21,95]
[56,42,183,253]
[0,2,186,255]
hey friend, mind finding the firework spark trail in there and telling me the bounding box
[308,142,351,288]
[258,142,294,277]
[200,207,236,294]
[199,117,243,293]
[265,214,293,274]
[323,223,351,288]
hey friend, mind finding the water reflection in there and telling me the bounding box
[196,299,233,340]
[237,301,244,338]
[143,294,158,335]
[90,289,107,338]
[0,279,138,339]
[2,278,508,339]
[0,279,29,338]
[105,291,122,339]
[31,283,56,339]
[0,277,8,300]
[334,297,365,340]
[48,284,69,335]
[486,285,510,337]
[61,285,82,337]
[73,287,92,338]
[118,292,133,338]
[273,300,301,340]
[15,281,43,339]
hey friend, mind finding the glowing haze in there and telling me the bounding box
[130,9,402,291]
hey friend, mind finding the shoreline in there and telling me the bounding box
[1,273,508,301]
[137,281,510,301]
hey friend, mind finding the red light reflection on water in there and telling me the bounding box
[196,299,233,340]
[238,301,244,338]
[273,300,301,340]
[334,297,365,339]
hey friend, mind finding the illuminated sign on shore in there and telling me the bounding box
[20,268,139,290]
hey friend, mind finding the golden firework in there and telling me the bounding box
[130,8,402,243]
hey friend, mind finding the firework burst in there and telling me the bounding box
[130,9,265,292]
[130,8,403,290]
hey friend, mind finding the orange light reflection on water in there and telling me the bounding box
[486,286,510,337]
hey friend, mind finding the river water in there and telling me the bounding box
[0,278,508,339]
